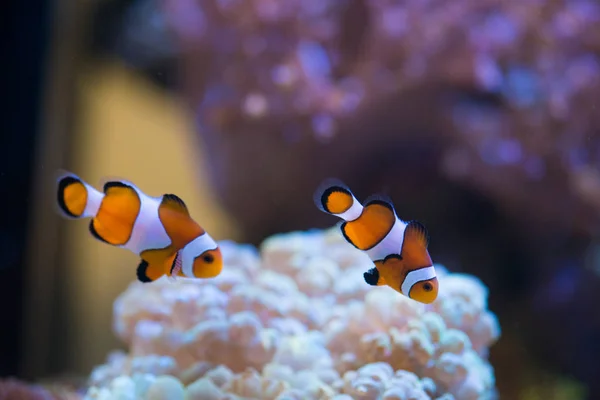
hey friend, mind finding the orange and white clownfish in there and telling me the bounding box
[54,170,223,283]
[314,179,438,304]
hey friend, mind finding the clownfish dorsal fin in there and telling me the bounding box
[404,220,430,249]
[136,259,165,283]
[161,193,190,216]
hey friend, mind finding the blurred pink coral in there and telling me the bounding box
[84,228,500,399]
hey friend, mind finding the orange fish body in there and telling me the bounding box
[55,171,223,283]
[314,179,438,304]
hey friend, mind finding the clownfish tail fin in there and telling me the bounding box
[313,178,363,221]
[55,170,103,219]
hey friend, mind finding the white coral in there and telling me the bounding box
[84,228,501,399]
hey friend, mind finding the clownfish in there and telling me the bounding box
[54,170,223,283]
[314,179,438,304]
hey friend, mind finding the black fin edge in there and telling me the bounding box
[170,252,179,275]
[406,220,430,248]
[136,259,153,283]
[340,222,361,250]
[347,200,397,252]
[162,194,189,211]
[102,181,142,227]
[383,253,403,262]
[57,176,82,218]
[363,195,396,213]
[313,178,353,213]
[103,181,131,193]
[89,220,110,244]
[364,267,379,286]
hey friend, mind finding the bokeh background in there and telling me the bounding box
[3,0,600,398]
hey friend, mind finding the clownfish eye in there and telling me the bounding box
[422,282,433,292]
[203,254,214,263]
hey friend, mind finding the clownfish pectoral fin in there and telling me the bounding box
[364,267,386,286]
[136,259,164,283]
[161,193,190,216]
[404,220,430,249]
[55,170,103,219]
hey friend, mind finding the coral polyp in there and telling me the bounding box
[84,228,500,400]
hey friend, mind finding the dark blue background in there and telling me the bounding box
[1,0,52,377]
